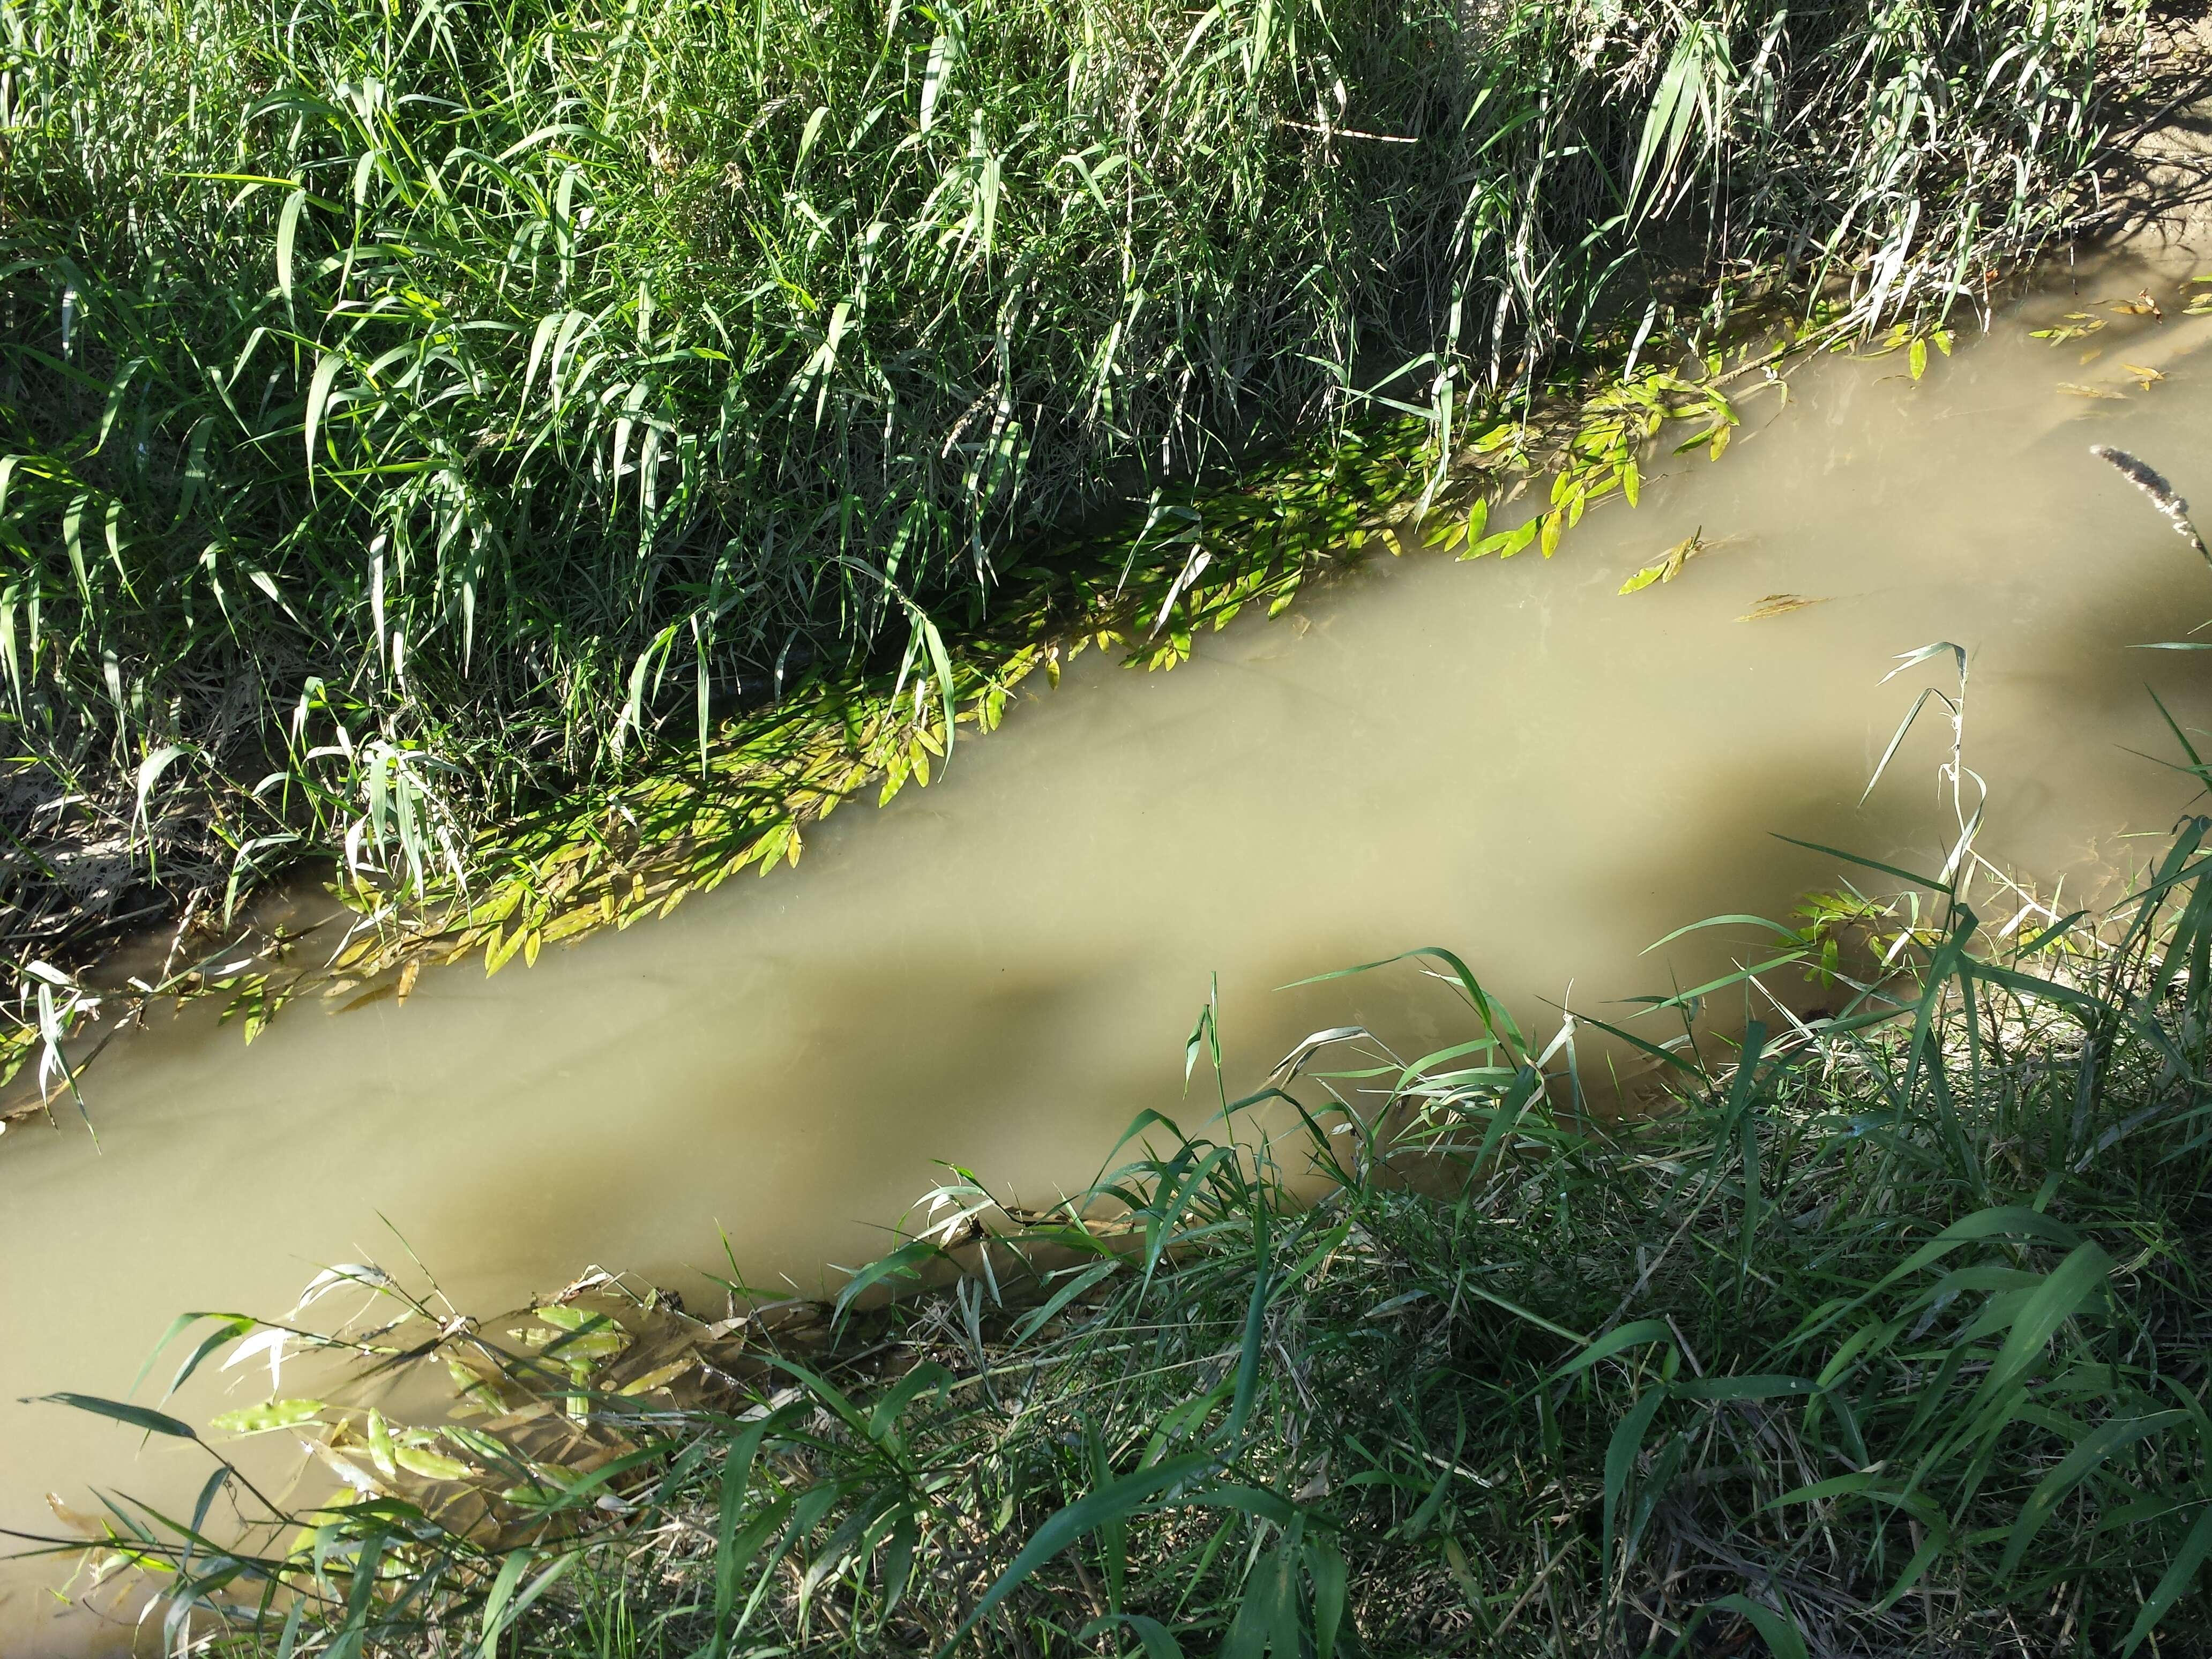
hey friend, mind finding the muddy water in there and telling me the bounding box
[11,246,2212,1649]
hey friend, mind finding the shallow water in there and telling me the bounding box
[11,245,2212,1649]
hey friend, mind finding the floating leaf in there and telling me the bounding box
[2124,363,2165,389]
[2056,383,2126,400]
[210,1398,328,1436]
[1619,527,1708,594]
[393,1445,474,1481]
[617,1358,698,1396]
[1737,594,1830,622]
[2031,315,2105,344]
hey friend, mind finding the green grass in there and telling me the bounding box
[31,664,2212,1658]
[0,0,2149,995]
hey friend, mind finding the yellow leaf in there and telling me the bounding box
[1736,594,1831,622]
[393,1445,473,1482]
[1620,528,1708,595]
[617,1358,698,1396]
[1423,513,1467,551]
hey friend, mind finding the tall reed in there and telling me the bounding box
[0,0,2147,968]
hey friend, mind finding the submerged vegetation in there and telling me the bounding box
[29,652,2212,1657]
[0,0,2167,1066]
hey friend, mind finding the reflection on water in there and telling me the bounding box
[10,244,2212,1649]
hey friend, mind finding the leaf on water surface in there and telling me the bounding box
[2030,314,2104,343]
[46,1493,104,1538]
[2056,383,2126,400]
[1738,594,1830,622]
[2125,363,2166,388]
[616,1358,697,1396]
[1620,527,1708,594]
[210,1398,328,1436]
[393,1445,475,1482]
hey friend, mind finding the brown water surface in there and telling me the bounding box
[10,246,2212,1650]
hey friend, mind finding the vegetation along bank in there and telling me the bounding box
[0,0,2187,1082]
[36,694,2212,1656]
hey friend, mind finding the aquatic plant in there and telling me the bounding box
[0,0,2157,1003]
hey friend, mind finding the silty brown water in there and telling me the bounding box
[9,245,2212,1650]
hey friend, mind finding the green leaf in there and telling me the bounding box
[1702,1594,1807,1659]
[209,1398,328,1436]
[2123,1503,2212,1655]
[304,351,343,480]
[940,1453,1220,1653]
[33,1392,197,1439]
[275,188,308,312]
[1672,1375,1818,1401]
[394,1445,473,1481]
[1971,1243,2113,1408]
[1307,1533,1347,1659]
[474,1551,576,1659]
[1603,1387,1668,1571]
[1077,1613,1184,1659]
[1225,1210,1271,1448]
[2003,1412,2185,1578]
[1222,1542,1297,1659]
[1558,1318,1672,1376]
[1468,517,1540,559]
[132,743,193,847]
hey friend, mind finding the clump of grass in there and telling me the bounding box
[0,0,2156,998]
[31,671,2212,1658]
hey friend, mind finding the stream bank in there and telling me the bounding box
[13,236,2212,1648]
